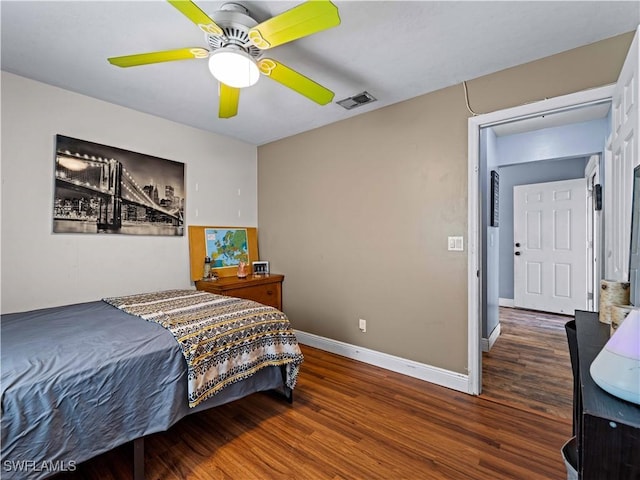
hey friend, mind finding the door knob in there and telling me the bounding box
[515,242,521,247]
[515,251,521,256]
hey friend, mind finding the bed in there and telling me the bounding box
[0,289,303,480]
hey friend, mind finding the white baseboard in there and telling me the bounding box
[499,298,515,308]
[294,330,470,394]
[481,322,501,352]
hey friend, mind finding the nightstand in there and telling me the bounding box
[195,274,284,311]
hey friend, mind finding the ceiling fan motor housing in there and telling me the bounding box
[207,4,262,59]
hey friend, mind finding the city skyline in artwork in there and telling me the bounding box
[53,135,185,236]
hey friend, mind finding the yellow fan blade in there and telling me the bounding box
[108,48,209,67]
[219,83,240,119]
[167,0,223,36]
[258,58,334,105]
[248,1,340,50]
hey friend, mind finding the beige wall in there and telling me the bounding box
[257,32,634,374]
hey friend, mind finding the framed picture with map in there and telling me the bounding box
[205,228,249,268]
[187,226,259,279]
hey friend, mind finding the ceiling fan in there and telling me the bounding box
[108,0,341,119]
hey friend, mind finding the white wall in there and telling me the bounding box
[1,72,257,313]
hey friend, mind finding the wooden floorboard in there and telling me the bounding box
[481,306,574,420]
[57,344,572,480]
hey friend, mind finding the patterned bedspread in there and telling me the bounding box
[103,289,303,408]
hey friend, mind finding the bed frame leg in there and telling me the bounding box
[133,437,144,480]
[284,386,294,404]
[280,365,294,404]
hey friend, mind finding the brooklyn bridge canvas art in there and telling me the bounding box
[53,135,185,236]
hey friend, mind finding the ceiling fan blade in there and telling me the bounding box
[219,83,240,119]
[108,48,209,67]
[258,59,334,105]
[167,0,223,35]
[248,1,340,50]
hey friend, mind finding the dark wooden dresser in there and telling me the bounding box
[572,311,640,479]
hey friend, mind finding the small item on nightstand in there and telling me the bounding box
[203,256,211,280]
[252,261,270,276]
[610,304,635,336]
[599,280,630,324]
[237,261,248,278]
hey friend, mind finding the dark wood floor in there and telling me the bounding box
[481,306,574,420]
[58,344,571,480]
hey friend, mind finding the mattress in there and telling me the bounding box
[0,300,283,479]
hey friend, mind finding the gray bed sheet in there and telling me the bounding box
[1,300,283,480]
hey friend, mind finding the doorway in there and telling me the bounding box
[466,84,615,395]
[468,25,638,399]
[481,157,594,412]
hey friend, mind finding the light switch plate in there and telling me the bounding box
[448,236,464,251]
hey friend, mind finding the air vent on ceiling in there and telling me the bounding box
[336,91,377,110]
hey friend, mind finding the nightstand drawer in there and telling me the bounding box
[195,274,284,311]
[230,283,281,309]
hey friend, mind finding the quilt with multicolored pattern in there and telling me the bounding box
[103,289,303,408]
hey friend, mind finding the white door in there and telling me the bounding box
[605,26,639,282]
[514,178,588,314]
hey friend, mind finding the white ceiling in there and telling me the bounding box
[1,1,638,146]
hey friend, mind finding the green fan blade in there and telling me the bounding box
[167,0,223,35]
[248,1,340,50]
[258,58,334,105]
[219,83,240,119]
[108,48,209,67]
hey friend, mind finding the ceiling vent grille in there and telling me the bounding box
[336,91,377,110]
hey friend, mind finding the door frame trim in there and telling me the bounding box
[585,154,602,312]
[467,84,614,395]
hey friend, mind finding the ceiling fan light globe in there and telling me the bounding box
[208,48,259,89]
